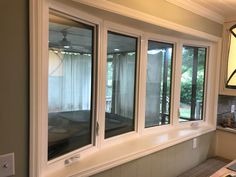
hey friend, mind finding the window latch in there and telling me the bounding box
[64,155,80,166]
[96,121,99,136]
[178,108,180,118]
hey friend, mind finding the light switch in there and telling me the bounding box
[0,153,15,177]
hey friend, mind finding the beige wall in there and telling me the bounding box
[0,1,29,177]
[92,132,215,177]
[215,130,236,160]
[107,0,223,37]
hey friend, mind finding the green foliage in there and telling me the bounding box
[180,47,205,104]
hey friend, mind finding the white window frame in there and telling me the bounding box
[30,0,222,177]
[179,43,209,122]
[180,40,212,126]
[47,10,99,161]
[100,21,143,147]
[30,1,104,176]
[141,34,177,135]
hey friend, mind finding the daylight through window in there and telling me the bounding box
[179,46,206,121]
[145,41,173,127]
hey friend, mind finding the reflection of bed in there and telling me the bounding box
[48,110,91,159]
[48,110,133,160]
[105,112,133,138]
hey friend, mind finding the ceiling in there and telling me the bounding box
[166,0,236,23]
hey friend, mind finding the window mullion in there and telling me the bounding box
[190,47,198,120]
[137,36,147,134]
[161,49,169,124]
[172,43,182,126]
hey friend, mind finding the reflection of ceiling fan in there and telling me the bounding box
[59,30,71,49]
[49,30,89,53]
[49,30,71,49]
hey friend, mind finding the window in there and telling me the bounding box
[145,41,173,127]
[48,13,96,160]
[179,46,207,121]
[31,3,219,177]
[105,31,137,139]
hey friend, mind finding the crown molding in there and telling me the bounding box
[225,16,236,23]
[166,0,225,24]
[72,0,221,42]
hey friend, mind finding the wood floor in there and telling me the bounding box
[177,157,231,177]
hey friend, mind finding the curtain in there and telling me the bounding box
[48,51,92,113]
[145,52,163,124]
[111,53,136,119]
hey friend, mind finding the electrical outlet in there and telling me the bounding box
[193,138,197,149]
[0,153,15,177]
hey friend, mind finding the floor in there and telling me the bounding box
[177,157,231,177]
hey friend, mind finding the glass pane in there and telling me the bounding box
[105,31,137,139]
[180,47,193,119]
[180,46,206,121]
[145,41,173,128]
[48,13,94,160]
[196,48,206,119]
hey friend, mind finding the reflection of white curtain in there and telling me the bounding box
[111,53,135,118]
[145,52,163,123]
[48,51,91,112]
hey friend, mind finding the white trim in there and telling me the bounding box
[173,42,182,126]
[96,16,105,150]
[30,0,48,176]
[73,0,221,42]
[137,34,146,135]
[166,0,224,24]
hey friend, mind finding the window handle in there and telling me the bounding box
[178,108,180,118]
[96,121,99,136]
[64,155,80,166]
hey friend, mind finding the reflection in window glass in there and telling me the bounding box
[48,13,95,160]
[180,46,206,121]
[145,41,173,127]
[105,31,137,139]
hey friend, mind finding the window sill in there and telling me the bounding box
[45,125,215,177]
